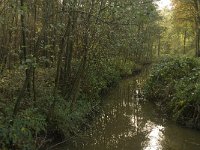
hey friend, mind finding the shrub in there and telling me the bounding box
[0,108,46,149]
[144,57,200,129]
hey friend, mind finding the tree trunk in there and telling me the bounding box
[183,30,187,54]
[158,35,161,57]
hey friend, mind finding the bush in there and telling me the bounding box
[172,70,200,128]
[0,108,46,149]
[144,57,200,129]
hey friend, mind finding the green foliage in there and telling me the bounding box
[145,57,198,101]
[113,58,136,76]
[0,56,138,149]
[0,108,46,149]
[84,57,136,98]
[144,57,200,129]
[171,69,200,127]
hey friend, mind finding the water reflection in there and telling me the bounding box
[143,121,164,150]
[57,70,200,150]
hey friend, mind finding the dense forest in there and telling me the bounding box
[0,0,200,149]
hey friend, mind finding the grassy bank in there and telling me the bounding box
[144,57,200,129]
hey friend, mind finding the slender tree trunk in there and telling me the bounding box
[194,0,200,57]
[47,24,70,119]
[20,0,26,62]
[33,1,37,104]
[158,35,161,57]
[63,0,78,90]
[69,0,94,111]
[183,30,187,54]
[195,22,200,57]
[12,0,32,117]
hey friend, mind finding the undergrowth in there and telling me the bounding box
[144,56,200,129]
[0,57,138,149]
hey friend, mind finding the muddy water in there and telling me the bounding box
[55,70,200,150]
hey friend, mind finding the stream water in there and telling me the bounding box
[55,70,200,150]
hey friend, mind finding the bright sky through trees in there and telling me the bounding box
[156,0,172,10]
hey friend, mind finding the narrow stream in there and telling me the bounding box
[56,70,200,150]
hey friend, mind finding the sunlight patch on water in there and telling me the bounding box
[143,121,165,150]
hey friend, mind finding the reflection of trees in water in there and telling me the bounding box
[81,75,152,149]
[66,70,167,150]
